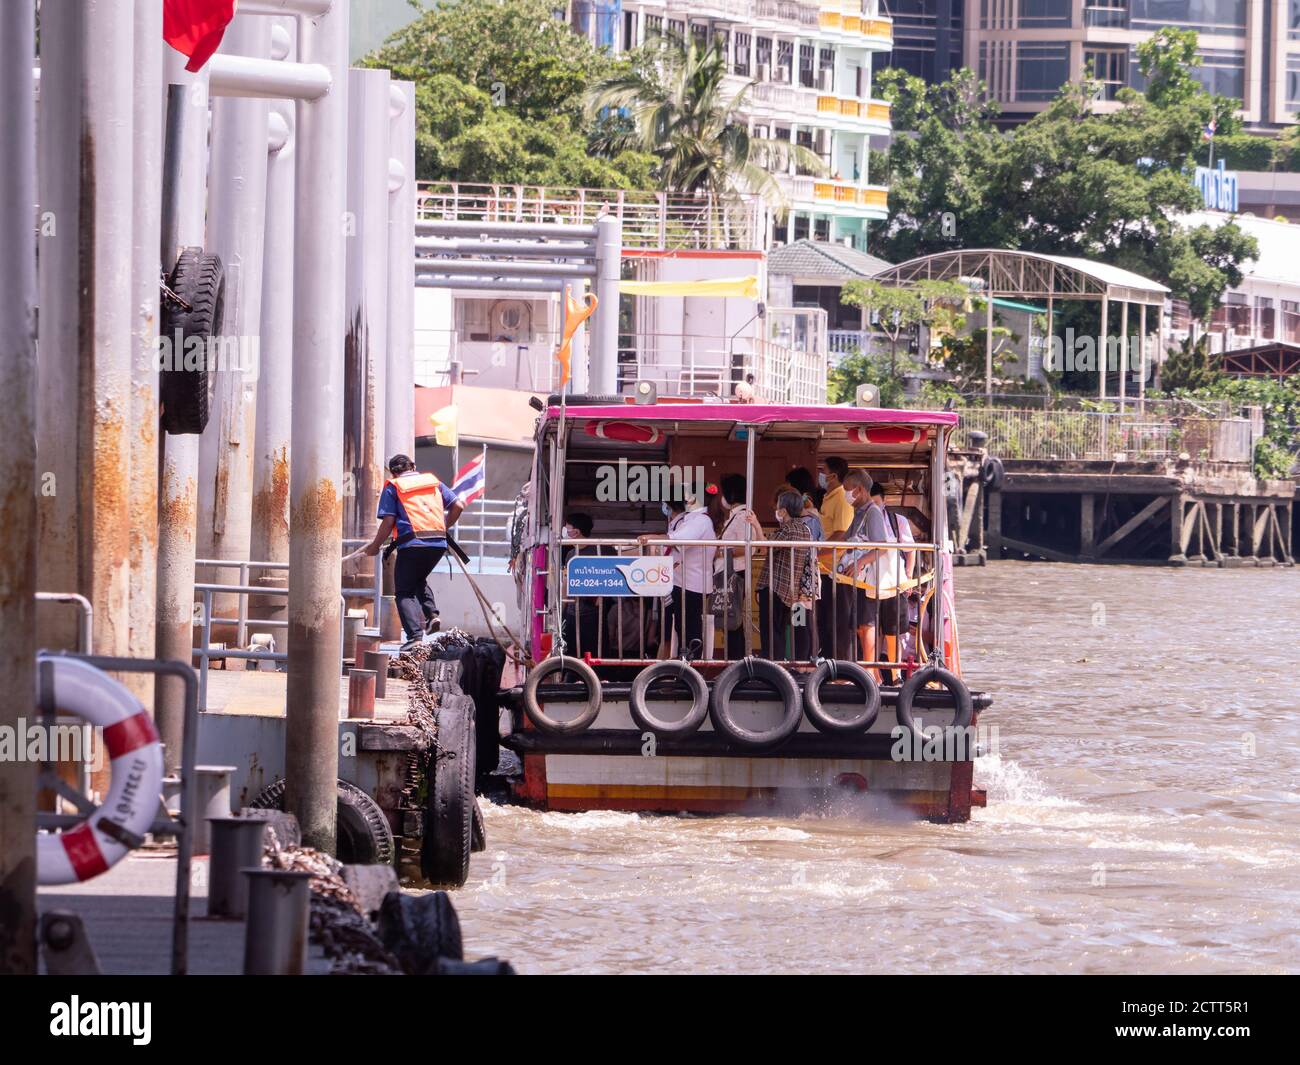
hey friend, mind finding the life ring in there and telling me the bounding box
[980,454,1005,491]
[522,656,602,735]
[628,661,709,736]
[847,425,922,446]
[709,657,802,749]
[582,420,663,445]
[802,660,880,735]
[36,656,164,885]
[894,664,973,740]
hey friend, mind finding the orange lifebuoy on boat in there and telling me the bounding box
[847,425,923,445]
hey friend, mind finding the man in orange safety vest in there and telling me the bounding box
[361,454,465,651]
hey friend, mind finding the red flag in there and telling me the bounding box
[163,0,238,73]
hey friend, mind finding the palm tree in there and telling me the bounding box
[587,33,825,218]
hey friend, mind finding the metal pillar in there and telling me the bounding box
[200,16,272,637]
[0,0,39,976]
[250,20,297,594]
[1118,300,1129,413]
[37,0,135,669]
[343,67,391,547]
[590,214,622,396]
[286,0,349,854]
[385,81,416,459]
[1099,295,1109,405]
[1138,303,1148,413]
[156,55,211,775]
[984,286,994,400]
[128,0,164,707]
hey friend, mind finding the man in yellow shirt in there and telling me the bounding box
[819,456,853,538]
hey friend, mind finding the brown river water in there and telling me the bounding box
[450,563,1300,974]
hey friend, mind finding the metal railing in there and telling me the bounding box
[955,407,1259,464]
[616,337,827,404]
[453,497,519,573]
[417,182,770,251]
[550,537,937,670]
[191,542,382,711]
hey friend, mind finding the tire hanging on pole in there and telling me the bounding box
[160,246,225,435]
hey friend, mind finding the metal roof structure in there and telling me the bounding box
[870,248,1170,306]
[869,248,1170,403]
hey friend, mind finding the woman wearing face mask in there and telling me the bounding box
[640,496,715,659]
[756,490,821,660]
[714,473,763,659]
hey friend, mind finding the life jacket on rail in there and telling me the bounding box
[386,472,446,540]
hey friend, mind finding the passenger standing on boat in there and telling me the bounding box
[828,471,876,660]
[817,456,853,657]
[641,497,714,659]
[715,473,763,659]
[867,482,914,682]
[785,466,824,541]
[362,454,465,652]
[757,490,820,660]
[561,513,601,657]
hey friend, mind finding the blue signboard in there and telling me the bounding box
[565,555,674,598]
[1194,161,1238,212]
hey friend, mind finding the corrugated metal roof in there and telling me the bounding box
[768,239,893,282]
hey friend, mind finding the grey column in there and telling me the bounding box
[344,67,391,544]
[200,15,272,639]
[286,0,350,853]
[128,0,165,708]
[385,80,416,458]
[590,213,622,394]
[0,0,39,975]
[156,54,211,774]
[250,19,297,592]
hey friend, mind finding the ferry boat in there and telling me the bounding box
[500,395,990,823]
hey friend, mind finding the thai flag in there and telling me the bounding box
[453,452,486,508]
[1202,119,1217,140]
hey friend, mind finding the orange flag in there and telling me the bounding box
[555,286,598,389]
[163,0,238,73]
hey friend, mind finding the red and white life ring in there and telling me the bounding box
[36,656,164,885]
[848,425,923,446]
[583,420,663,445]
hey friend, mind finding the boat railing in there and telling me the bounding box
[544,537,941,670]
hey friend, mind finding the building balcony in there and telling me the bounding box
[815,94,891,133]
[782,174,889,219]
[740,0,891,45]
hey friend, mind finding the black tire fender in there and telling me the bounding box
[421,694,476,888]
[160,247,225,435]
[522,656,601,735]
[895,664,974,739]
[803,660,881,735]
[628,660,709,736]
[249,777,394,867]
[471,798,486,853]
[980,454,1005,491]
[378,889,464,973]
[709,657,802,749]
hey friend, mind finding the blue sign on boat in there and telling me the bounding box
[565,555,674,597]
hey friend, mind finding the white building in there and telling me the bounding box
[1174,211,1300,353]
[571,0,893,249]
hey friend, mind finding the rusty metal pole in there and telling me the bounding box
[200,16,272,641]
[128,0,164,709]
[250,19,297,594]
[37,0,134,663]
[385,80,416,461]
[0,0,39,976]
[156,54,211,774]
[286,0,349,853]
[344,67,391,603]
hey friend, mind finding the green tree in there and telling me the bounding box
[1160,334,1219,392]
[366,0,655,188]
[840,278,971,377]
[586,33,825,212]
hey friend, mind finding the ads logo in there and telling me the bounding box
[615,560,673,596]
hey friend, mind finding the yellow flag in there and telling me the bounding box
[618,275,760,300]
[555,286,598,388]
[428,404,458,447]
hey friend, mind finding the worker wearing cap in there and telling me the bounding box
[361,454,464,651]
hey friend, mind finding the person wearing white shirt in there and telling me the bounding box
[640,498,715,659]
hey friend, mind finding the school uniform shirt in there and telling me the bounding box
[376,477,461,549]
[667,508,716,594]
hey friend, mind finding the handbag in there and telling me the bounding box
[708,567,745,632]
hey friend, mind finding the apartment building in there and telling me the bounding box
[572,1,895,248]
[964,0,1300,129]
